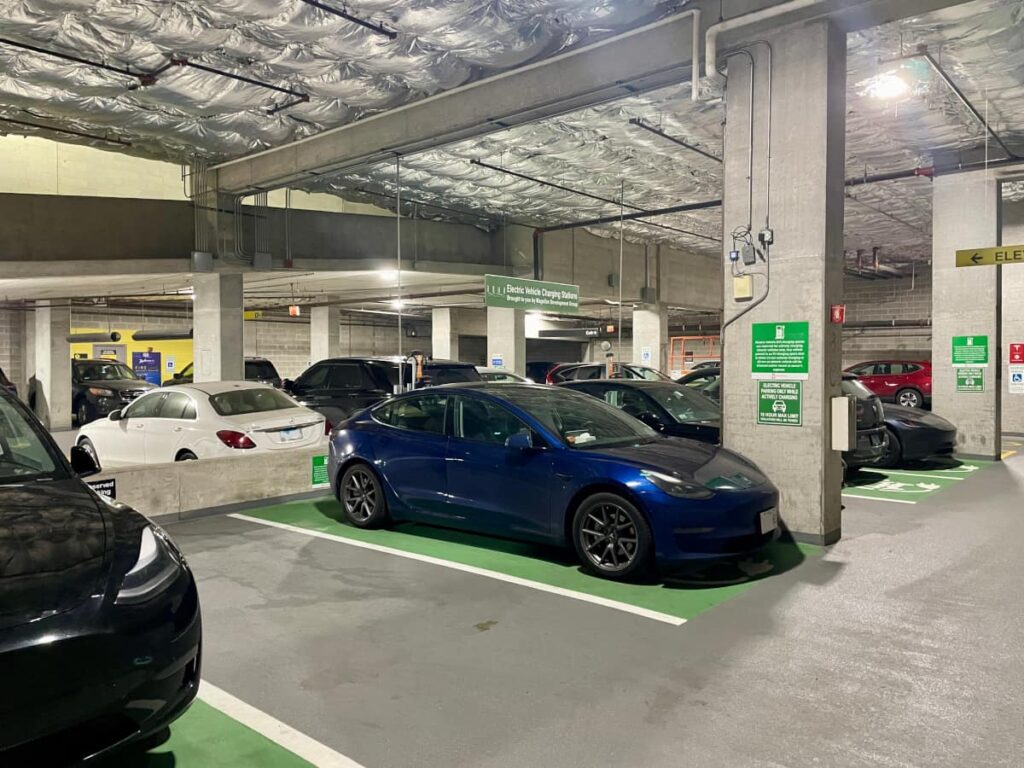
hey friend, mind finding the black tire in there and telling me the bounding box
[78,437,99,465]
[339,463,388,529]
[176,451,198,461]
[896,388,923,409]
[877,427,903,469]
[572,492,653,580]
[76,400,91,426]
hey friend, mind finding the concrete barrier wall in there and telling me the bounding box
[89,446,330,521]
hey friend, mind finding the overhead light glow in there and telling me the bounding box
[378,269,398,280]
[867,72,910,100]
[390,299,405,309]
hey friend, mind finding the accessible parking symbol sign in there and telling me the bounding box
[757,381,802,426]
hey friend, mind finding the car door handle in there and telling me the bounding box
[173,426,183,432]
[133,423,145,430]
[555,472,572,481]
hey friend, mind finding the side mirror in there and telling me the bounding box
[282,379,295,392]
[70,445,100,477]
[505,431,534,451]
[108,409,124,421]
[172,372,182,380]
[638,412,664,431]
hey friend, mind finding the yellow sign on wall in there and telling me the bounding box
[956,245,1024,268]
[244,310,264,320]
[70,328,194,384]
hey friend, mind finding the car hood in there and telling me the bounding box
[884,403,955,430]
[588,437,771,489]
[0,479,109,631]
[84,378,155,392]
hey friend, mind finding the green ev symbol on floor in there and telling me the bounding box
[868,479,942,494]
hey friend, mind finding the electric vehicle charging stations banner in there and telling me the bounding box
[485,275,579,313]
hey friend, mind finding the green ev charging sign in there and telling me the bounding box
[952,335,989,367]
[485,274,580,313]
[757,381,803,426]
[311,455,330,487]
[956,367,985,393]
[751,322,809,380]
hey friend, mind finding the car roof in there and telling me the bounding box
[319,356,473,367]
[172,380,279,396]
[560,379,675,388]
[74,358,129,364]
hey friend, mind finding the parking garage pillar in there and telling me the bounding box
[32,303,72,430]
[432,307,461,361]
[632,305,668,371]
[193,273,244,382]
[487,307,525,375]
[310,304,342,364]
[1003,193,1024,435]
[932,170,1003,458]
[720,21,846,545]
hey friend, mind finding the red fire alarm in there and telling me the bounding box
[289,305,302,317]
[830,304,846,324]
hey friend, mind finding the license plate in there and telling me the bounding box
[759,508,779,534]
[280,427,302,442]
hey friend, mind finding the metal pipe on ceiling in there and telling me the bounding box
[0,116,131,147]
[539,199,723,232]
[627,118,721,163]
[132,330,193,341]
[66,332,122,343]
[298,0,397,40]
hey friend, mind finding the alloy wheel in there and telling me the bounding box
[343,468,378,522]
[898,390,921,408]
[578,503,639,572]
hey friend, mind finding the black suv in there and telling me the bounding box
[72,359,156,425]
[165,356,282,388]
[284,357,481,427]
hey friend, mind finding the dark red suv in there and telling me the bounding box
[845,360,931,409]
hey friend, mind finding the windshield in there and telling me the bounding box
[644,384,721,424]
[498,387,658,449]
[209,388,300,416]
[75,362,137,382]
[841,378,875,400]
[179,362,193,377]
[0,397,66,483]
[628,366,672,382]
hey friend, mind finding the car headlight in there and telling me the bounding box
[88,387,116,397]
[641,470,713,500]
[116,525,182,605]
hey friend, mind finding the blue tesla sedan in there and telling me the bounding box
[328,384,779,580]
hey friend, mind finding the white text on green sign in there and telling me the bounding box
[757,381,803,426]
[955,245,1024,268]
[956,367,985,393]
[311,455,330,486]
[951,335,989,367]
[751,321,809,380]
[485,275,580,313]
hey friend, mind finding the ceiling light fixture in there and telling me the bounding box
[867,71,910,100]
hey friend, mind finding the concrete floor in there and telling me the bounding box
[167,453,1024,768]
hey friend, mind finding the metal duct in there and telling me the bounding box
[132,330,193,341]
[66,332,121,343]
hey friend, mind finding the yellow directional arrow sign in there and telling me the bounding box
[956,245,1024,268]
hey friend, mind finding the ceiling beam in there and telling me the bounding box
[211,0,972,195]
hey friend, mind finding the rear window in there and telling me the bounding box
[422,365,482,385]
[209,388,299,416]
[75,362,137,382]
[245,360,279,380]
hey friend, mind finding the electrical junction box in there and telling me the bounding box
[741,243,758,266]
[640,286,657,304]
[831,396,856,452]
[732,275,754,302]
[607,273,619,288]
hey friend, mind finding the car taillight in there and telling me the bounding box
[324,419,333,435]
[216,430,256,449]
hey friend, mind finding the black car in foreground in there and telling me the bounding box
[0,389,200,764]
[285,356,482,427]
[560,379,722,445]
[73,359,156,425]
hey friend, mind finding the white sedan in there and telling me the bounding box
[76,381,326,468]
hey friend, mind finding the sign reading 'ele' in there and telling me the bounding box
[956,245,1024,268]
[485,275,579,313]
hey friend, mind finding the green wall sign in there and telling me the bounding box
[757,381,803,426]
[311,455,329,487]
[485,274,580,313]
[952,335,989,367]
[956,367,985,393]
[751,321,809,380]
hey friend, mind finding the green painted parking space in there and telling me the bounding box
[242,498,818,624]
[843,459,992,505]
[95,699,313,768]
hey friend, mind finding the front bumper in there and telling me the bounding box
[643,485,782,564]
[899,425,957,461]
[0,571,202,764]
[845,426,888,468]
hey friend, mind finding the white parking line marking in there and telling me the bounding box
[841,493,917,505]
[876,469,964,481]
[199,681,367,767]
[229,513,687,627]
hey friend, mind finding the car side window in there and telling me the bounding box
[328,363,366,389]
[578,366,602,380]
[296,365,330,390]
[453,396,528,446]
[849,364,872,376]
[124,392,165,419]
[158,392,195,419]
[374,394,447,435]
[873,363,891,375]
[902,364,920,374]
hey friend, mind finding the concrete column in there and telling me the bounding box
[193,273,244,382]
[1001,196,1024,435]
[310,304,342,364]
[721,21,846,545]
[432,307,460,361]
[932,170,1001,458]
[487,307,525,375]
[33,303,71,430]
[632,306,668,370]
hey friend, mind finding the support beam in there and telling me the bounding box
[1002,194,1024,434]
[33,303,71,430]
[432,307,460,362]
[210,0,971,195]
[310,303,342,364]
[487,307,525,376]
[193,273,244,383]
